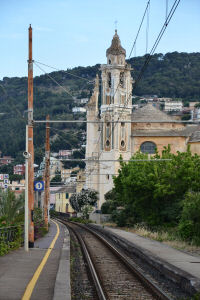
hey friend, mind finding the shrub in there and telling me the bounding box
[34,208,48,240]
[0,225,23,256]
[178,192,200,244]
[101,201,115,214]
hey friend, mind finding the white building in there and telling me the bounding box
[37,157,62,179]
[72,107,86,113]
[164,101,183,112]
[80,98,89,104]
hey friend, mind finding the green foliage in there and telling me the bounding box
[69,189,98,214]
[0,189,24,225]
[111,147,200,234]
[9,174,23,182]
[101,189,118,214]
[81,205,93,220]
[178,192,200,244]
[0,164,14,177]
[194,102,200,108]
[181,114,191,120]
[0,225,23,256]
[34,208,48,239]
[50,174,62,186]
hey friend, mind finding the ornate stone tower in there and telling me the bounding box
[85,75,100,195]
[98,30,133,207]
[86,30,133,208]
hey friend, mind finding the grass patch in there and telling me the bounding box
[103,222,200,255]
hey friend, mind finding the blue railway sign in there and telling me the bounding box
[34,181,44,191]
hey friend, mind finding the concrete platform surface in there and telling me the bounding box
[0,219,66,300]
[105,226,200,279]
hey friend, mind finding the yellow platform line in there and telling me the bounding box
[22,219,60,300]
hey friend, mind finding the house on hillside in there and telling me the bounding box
[0,156,14,166]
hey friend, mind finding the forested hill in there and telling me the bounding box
[0,52,199,165]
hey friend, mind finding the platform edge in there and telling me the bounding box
[53,223,71,300]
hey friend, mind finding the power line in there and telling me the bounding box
[34,60,95,84]
[34,119,195,124]
[146,0,150,54]
[166,0,169,21]
[132,0,181,91]
[50,126,86,158]
[34,61,76,100]
[63,158,172,162]
[128,0,150,59]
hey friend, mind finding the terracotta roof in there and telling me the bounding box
[189,129,200,142]
[106,30,126,56]
[131,125,200,141]
[132,103,176,122]
[56,186,76,194]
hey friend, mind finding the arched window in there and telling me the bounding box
[140,141,156,154]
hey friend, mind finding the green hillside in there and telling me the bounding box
[0,52,199,166]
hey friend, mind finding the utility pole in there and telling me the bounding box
[24,126,29,251]
[28,24,34,247]
[44,115,50,230]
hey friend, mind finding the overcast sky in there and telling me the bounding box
[0,0,200,79]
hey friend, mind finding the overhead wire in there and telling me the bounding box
[132,0,181,90]
[34,60,95,84]
[166,0,169,21]
[128,0,150,59]
[34,61,76,100]
[146,0,150,54]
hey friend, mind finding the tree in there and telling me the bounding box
[50,174,62,186]
[69,188,98,218]
[112,146,200,227]
[0,189,24,225]
[9,174,23,182]
[178,191,200,244]
[195,102,200,108]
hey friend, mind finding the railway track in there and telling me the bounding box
[56,218,172,300]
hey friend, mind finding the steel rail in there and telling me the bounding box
[57,217,172,300]
[59,219,107,300]
[83,224,173,300]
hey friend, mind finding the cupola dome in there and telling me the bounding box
[106,30,126,57]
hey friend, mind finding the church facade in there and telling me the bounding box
[85,30,200,208]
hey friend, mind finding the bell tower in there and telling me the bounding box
[98,30,133,206]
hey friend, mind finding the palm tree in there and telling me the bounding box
[0,189,24,224]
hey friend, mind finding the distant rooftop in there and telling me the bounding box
[132,103,176,122]
[132,125,198,137]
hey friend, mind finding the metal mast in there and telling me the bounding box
[28,24,34,247]
[44,115,50,230]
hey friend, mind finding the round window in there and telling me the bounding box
[140,141,156,154]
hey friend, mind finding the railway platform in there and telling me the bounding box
[0,219,70,300]
[91,224,200,294]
